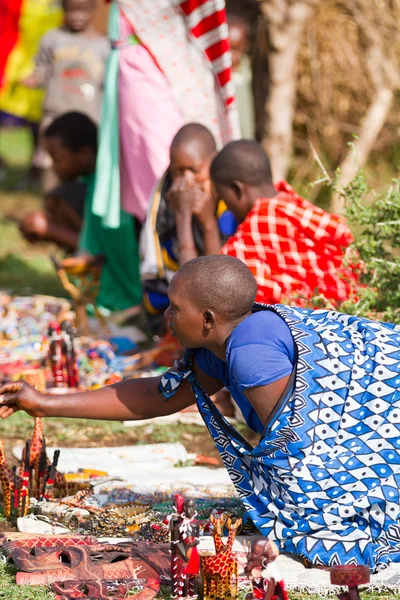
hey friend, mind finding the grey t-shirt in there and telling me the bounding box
[34,26,110,122]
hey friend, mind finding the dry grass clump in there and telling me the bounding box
[295,0,400,166]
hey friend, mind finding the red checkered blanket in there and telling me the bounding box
[221,181,358,305]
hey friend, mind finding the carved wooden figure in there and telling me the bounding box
[170,495,201,598]
[245,538,285,600]
[210,513,227,553]
[202,516,242,600]
[0,440,14,517]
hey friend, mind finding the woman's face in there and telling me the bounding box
[164,275,206,349]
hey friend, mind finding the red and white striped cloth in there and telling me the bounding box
[221,181,359,306]
[175,0,235,109]
[117,0,239,143]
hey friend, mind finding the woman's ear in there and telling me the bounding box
[203,310,216,332]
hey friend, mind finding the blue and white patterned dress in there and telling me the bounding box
[159,304,400,572]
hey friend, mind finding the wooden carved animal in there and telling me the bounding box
[25,418,89,498]
[210,514,227,553]
[0,419,90,519]
[202,517,242,600]
[1,535,97,558]
[20,417,44,497]
[14,545,146,585]
[13,542,170,586]
[0,439,17,517]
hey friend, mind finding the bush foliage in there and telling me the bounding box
[336,171,400,323]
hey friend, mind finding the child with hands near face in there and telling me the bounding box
[166,169,221,265]
[140,123,237,330]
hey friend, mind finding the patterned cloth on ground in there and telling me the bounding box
[221,181,357,305]
[159,304,400,572]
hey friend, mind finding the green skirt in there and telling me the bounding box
[79,174,142,312]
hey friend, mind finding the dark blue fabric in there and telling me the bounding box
[194,310,295,433]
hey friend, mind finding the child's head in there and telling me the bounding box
[44,112,97,181]
[62,0,96,32]
[169,123,217,187]
[227,14,251,71]
[210,140,274,223]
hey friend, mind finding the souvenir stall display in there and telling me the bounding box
[0,491,269,599]
[0,292,174,392]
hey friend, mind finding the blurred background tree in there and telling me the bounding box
[226,0,400,207]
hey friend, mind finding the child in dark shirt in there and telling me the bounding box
[20,112,97,251]
[21,111,141,313]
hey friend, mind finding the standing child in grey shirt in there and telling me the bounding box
[23,0,109,190]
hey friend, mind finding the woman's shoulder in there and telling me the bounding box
[228,309,291,349]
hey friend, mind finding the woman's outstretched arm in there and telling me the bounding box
[0,361,223,421]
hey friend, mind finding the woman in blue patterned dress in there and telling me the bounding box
[1,255,400,573]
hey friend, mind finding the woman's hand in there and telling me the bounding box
[0,382,45,419]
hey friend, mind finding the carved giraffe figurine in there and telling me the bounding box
[209,513,227,553]
[21,418,89,499]
[29,417,44,496]
[0,439,20,517]
[202,517,242,600]
[29,418,44,465]
[20,417,48,498]
[17,371,46,496]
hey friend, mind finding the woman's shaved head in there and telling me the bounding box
[176,255,257,321]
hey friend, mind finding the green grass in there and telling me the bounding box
[0,128,33,168]
[0,563,53,600]
[0,192,65,297]
[0,560,399,600]
[0,127,65,296]
[0,410,201,441]
[0,247,64,297]
[0,411,223,460]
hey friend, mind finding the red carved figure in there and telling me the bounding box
[170,495,200,598]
